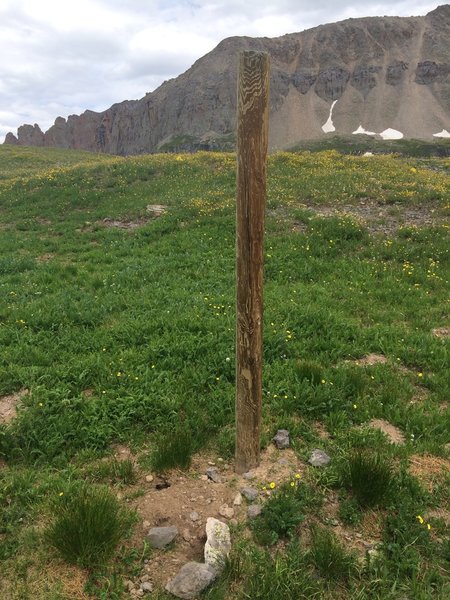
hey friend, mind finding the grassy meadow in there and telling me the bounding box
[0,144,449,599]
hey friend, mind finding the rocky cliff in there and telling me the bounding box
[5,5,450,154]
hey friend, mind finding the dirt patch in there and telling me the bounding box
[367,419,406,445]
[129,445,303,590]
[432,327,450,339]
[354,354,388,366]
[409,454,450,492]
[36,253,54,263]
[97,205,167,231]
[303,201,443,235]
[0,389,28,424]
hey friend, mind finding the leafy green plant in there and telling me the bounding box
[309,525,357,582]
[46,484,133,568]
[251,480,305,545]
[338,496,363,525]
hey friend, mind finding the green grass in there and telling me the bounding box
[0,145,448,598]
[45,484,133,569]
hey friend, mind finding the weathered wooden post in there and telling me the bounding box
[235,51,270,474]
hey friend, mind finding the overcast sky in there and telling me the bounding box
[0,0,444,142]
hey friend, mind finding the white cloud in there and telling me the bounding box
[0,0,443,141]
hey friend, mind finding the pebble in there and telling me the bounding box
[241,487,259,502]
[140,582,153,593]
[247,505,262,519]
[206,467,222,483]
[233,492,243,506]
[190,511,200,522]
[243,471,255,480]
[308,449,331,467]
[219,504,234,519]
[145,474,154,483]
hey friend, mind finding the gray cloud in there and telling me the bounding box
[0,0,442,141]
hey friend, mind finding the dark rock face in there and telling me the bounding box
[4,5,450,153]
[386,61,409,85]
[415,61,450,84]
[315,66,351,101]
[351,65,382,96]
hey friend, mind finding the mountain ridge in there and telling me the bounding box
[4,4,450,154]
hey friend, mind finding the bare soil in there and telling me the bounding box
[0,388,28,425]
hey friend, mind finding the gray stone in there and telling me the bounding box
[308,449,331,467]
[206,467,222,483]
[233,492,243,506]
[140,581,153,593]
[273,429,290,449]
[165,562,216,599]
[204,517,231,574]
[147,526,178,549]
[247,505,262,519]
[243,471,255,480]
[241,487,259,502]
[189,511,200,522]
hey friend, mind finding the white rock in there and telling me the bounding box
[204,517,231,574]
[233,492,243,506]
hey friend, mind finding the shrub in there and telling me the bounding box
[46,484,132,568]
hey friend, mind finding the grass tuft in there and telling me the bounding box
[309,525,357,582]
[45,484,132,569]
[344,450,394,507]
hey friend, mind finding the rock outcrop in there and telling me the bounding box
[4,5,450,154]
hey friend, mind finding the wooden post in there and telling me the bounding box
[235,51,270,474]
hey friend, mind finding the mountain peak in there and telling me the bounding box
[5,9,450,154]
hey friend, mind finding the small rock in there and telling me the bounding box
[200,475,209,481]
[355,533,363,539]
[204,517,231,574]
[208,461,216,466]
[190,511,200,522]
[142,520,151,530]
[243,471,255,480]
[206,467,222,483]
[165,562,216,599]
[140,582,153,593]
[147,526,178,549]
[308,449,331,467]
[218,504,234,519]
[125,580,135,592]
[273,429,290,449]
[247,505,262,519]
[136,590,144,598]
[233,492,243,506]
[278,458,289,466]
[182,528,192,542]
[145,474,154,483]
[241,487,259,502]
[140,574,150,583]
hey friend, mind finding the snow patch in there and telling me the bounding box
[433,129,450,138]
[380,128,404,140]
[322,100,337,133]
[353,125,376,136]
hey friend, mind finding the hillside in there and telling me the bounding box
[4,5,450,154]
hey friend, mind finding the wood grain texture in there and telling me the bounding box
[235,51,270,474]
